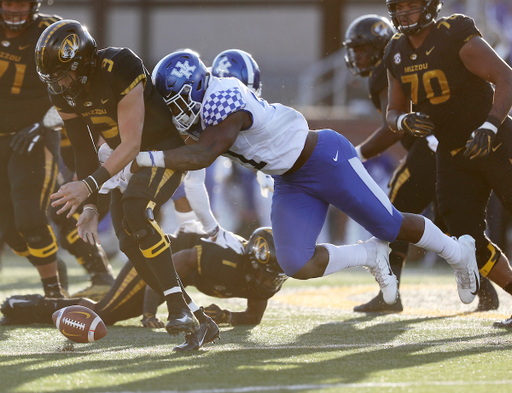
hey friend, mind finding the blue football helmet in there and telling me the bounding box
[152,50,210,133]
[211,49,262,96]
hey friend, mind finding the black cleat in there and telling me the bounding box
[0,294,50,324]
[475,276,499,312]
[165,307,199,336]
[353,291,403,313]
[173,315,220,351]
[493,316,512,328]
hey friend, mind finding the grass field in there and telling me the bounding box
[2,251,512,393]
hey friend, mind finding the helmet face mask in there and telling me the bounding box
[0,0,42,32]
[343,15,395,76]
[212,49,262,96]
[35,20,97,103]
[386,0,443,36]
[245,227,287,295]
[152,50,209,133]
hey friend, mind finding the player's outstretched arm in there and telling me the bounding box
[205,298,268,326]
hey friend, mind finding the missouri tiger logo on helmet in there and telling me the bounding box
[245,227,287,297]
[59,34,80,62]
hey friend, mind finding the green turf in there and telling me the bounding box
[1,252,512,393]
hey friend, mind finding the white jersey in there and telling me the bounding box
[189,77,309,175]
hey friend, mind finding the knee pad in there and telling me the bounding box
[22,225,58,265]
[123,200,170,259]
[478,241,502,277]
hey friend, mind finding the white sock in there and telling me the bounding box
[322,243,368,276]
[414,217,462,268]
[188,300,200,313]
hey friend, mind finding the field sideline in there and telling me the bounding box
[2,252,512,393]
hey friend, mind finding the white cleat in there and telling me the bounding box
[454,235,480,304]
[362,237,398,305]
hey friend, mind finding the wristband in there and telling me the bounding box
[396,114,407,132]
[483,115,501,134]
[82,166,111,195]
[83,206,99,216]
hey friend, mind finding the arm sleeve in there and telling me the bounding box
[183,169,219,234]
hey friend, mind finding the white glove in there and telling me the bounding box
[256,170,274,198]
[202,227,245,254]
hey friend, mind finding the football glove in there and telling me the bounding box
[397,112,435,137]
[141,313,165,328]
[256,170,274,197]
[10,123,47,154]
[464,126,497,159]
[202,226,245,254]
[204,303,232,324]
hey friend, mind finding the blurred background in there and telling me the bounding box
[38,0,512,260]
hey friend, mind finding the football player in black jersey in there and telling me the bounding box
[345,14,499,313]
[34,19,207,336]
[0,1,66,298]
[0,227,287,351]
[384,0,512,326]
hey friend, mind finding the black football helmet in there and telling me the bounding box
[343,14,395,76]
[386,0,443,36]
[35,20,97,103]
[0,0,42,32]
[245,227,287,297]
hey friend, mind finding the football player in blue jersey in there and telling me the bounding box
[132,50,481,312]
[344,14,499,313]
[384,0,512,326]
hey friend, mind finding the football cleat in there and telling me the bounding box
[454,235,480,304]
[173,315,220,351]
[353,291,403,313]
[70,272,114,301]
[0,294,52,324]
[165,306,199,336]
[475,275,499,312]
[362,237,398,305]
[493,316,512,328]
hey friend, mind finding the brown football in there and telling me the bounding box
[52,305,107,343]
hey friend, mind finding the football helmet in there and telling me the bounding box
[152,50,210,133]
[212,49,262,96]
[386,0,443,36]
[0,0,42,32]
[245,227,288,296]
[35,20,97,103]
[343,15,395,77]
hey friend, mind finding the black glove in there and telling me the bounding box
[141,313,164,328]
[464,127,497,159]
[204,303,231,324]
[397,112,435,137]
[10,123,47,154]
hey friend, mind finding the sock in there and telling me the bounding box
[414,217,462,268]
[176,274,205,322]
[389,252,405,283]
[42,276,63,297]
[321,243,368,276]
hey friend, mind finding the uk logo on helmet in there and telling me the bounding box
[213,58,232,78]
[171,61,196,79]
[59,34,80,62]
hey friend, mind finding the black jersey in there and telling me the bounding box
[190,240,276,301]
[51,47,182,151]
[368,60,388,112]
[384,14,494,150]
[0,14,61,134]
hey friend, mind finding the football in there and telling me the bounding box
[52,305,107,343]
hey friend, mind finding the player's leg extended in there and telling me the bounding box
[9,130,64,298]
[355,138,437,312]
[120,167,198,335]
